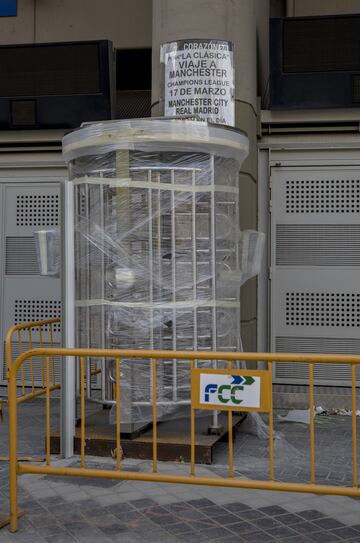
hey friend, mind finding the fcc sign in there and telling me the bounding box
[191,368,271,412]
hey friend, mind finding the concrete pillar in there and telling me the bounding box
[152,0,259,350]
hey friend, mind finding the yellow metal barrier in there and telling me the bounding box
[6,347,360,533]
[0,318,61,421]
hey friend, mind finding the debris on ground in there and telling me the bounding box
[277,406,360,424]
[315,406,327,415]
[326,408,360,416]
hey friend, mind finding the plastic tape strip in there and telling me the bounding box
[72,177,239,194]
[75,300,240,309]
[63,132,248,156]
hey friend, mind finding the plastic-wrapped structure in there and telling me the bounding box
[34,229,60,276]
[62,119,250,430]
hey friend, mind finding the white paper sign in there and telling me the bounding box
[162,39,234,126]
[199,372,260,408]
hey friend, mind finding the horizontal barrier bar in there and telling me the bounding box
[18,464,360,498]
[16,385,60,405]
[11,348,360,373]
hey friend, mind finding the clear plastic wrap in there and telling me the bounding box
[62,119,265,429]
[34,229,60,276]
[62,119,249,162]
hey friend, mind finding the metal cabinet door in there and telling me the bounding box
[0,181,62,386]
[270,166,360,386]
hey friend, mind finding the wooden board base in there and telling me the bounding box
[50,411,244,464]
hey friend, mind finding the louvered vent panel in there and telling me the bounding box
[14,299,61,331]
[276,225,360,266]
[2,341,61,386]
[6,237,39,275]
[276,336,360,354]
[285,178,360,214]
[275,363,351,381]
[283,17,360,73]
[286,292,360,327]
[273,384,354,395]
[275,336,360,382]
[16,193,59,226]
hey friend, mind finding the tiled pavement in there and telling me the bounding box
[215,411,360,486]
[1,398,360,542]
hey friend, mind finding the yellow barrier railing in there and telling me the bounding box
[0,318,61,421]
[5,347,360,533]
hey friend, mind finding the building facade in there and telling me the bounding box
[0,0,359,391]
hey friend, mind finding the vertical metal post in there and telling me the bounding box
[116,358,121,470]
[157,174,162,343]
[234,178,241,354]
[84,183,92,399]
[61,179,76,458]
[171,169,177,401]
[99,176,105,403]
[352,364,358,487]
[192,169,198,354]
[8,363,18,532]
[152,358,158,473]
[210,155,220,432]
[49,322,55,386]
[85,356,91,401]
[190,359,195,476]
[309,363,315,484]
[148,170,154,401]
[18,330,25,395]
[80,356,86,468]
[227,361,234,478]
[268,362,274,480]
[45,356,51,466]
[39,327,45,387]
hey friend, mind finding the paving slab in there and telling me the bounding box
[2,399,360,542]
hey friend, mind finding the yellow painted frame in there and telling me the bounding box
[4,346,360,534]
[0,318,61,423]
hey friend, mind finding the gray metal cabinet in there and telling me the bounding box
[0,178,62,386]
[270,166,360,385]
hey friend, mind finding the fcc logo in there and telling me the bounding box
[199,373,260,409]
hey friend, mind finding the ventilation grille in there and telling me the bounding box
[283,16,360,73]
[116,90,151,119]
[285,179,360,214]
[276,225,360,266]
[2,342,61,386]
[285,292,360,327]
[273,384,354,395]
[16,194,59,226]
[276,336,360,354]
[275,336,360,383]
[14,299,61,331]
[275,362,352,382]
[6,237,39,275]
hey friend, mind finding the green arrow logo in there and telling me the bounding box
[243,376,255,386]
